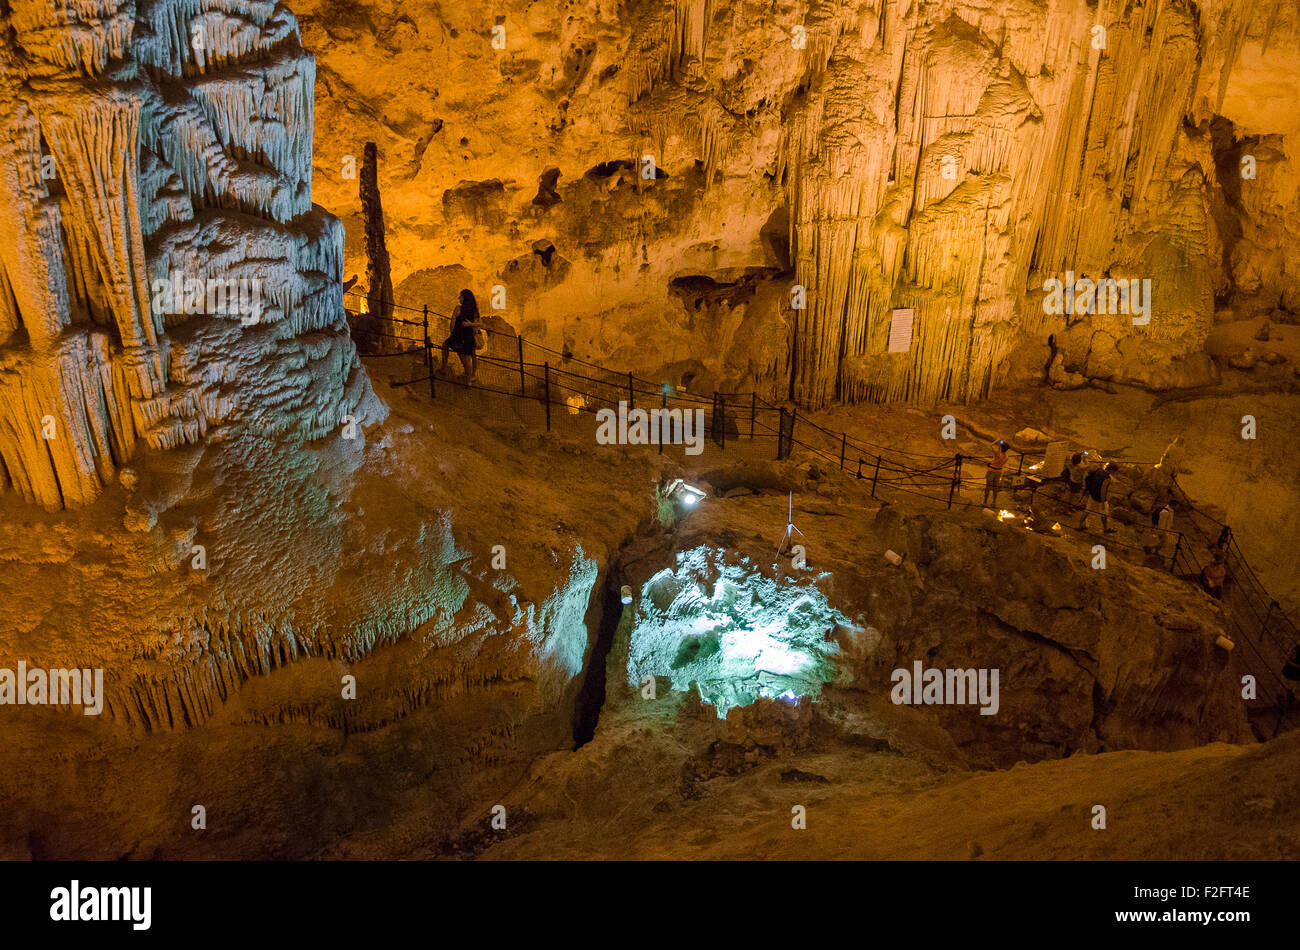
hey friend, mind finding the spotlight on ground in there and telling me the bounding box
[664,478,707,511]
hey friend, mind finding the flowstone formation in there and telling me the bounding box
[0,0,377,510]
[306,0,1300,406]
[628,547,846,716]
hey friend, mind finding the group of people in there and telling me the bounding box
[982,442,1136,534]
[981,442,1118,534]
[982,439,1229,599]
[1062,452,1120,534]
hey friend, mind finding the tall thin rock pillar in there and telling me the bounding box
[360,141,395,354]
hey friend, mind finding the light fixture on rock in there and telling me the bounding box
[665,478,707,509]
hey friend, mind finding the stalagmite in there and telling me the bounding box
[359,141,395,353]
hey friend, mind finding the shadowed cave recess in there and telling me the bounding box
[0,0,1299,867]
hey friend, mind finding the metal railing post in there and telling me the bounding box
[947,454,961,510]
[840,433,847,470]
[517,334,525,396]
[420,305,435,401]
[422,305,430,373]
[871,455,881,498]
[659,391,666,455]
[789,407,797,458]
[544,362,551,430]
[776,408,786,460]
[1170,532,1183,573]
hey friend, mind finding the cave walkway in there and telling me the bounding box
[348,297,1300,738]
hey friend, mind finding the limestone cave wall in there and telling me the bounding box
[304,0,1300,406]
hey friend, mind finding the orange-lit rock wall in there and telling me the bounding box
[304,0,1300,407]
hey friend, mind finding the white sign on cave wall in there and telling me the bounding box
[888,308,915,353]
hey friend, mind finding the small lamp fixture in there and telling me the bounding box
[664,478,707,509]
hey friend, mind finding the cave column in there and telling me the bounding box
[360,141,396,353]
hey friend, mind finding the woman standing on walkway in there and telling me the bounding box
[440,288,482,383]
[983,440,1010,507]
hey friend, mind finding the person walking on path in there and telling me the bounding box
[1080,461,1117,533]
[1063,452,1087,511]
[1202,548,1228,600]
[983,440,1010,508]
[439,288,482,383]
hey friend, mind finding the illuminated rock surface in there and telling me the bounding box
[628,547,846,716]
[0,0,1297,864]
[304,0,1300,405]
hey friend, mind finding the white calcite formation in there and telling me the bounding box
[305,0,1300,407]
[627,546,847,716]
[0,0,378,509]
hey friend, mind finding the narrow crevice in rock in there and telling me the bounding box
[571,569,623,749]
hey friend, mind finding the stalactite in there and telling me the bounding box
[8,0,134,76]
[0,100,73,346]
[134,0,291,79]
[40,92,164,380]
[0,0,373,508]
[774,0,1280,408]
[88,545,593,733]
[667,0,712,78]
[185,50,316,188]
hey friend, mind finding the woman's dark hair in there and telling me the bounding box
[457,288,480,325]
[1071,452,1083,464]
